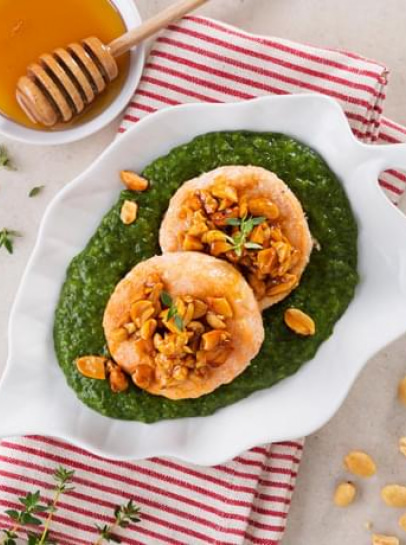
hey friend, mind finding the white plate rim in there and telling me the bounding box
[1,93,406,465]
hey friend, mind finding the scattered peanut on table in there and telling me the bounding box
[333,481,356,507]
[399,512,406,533]
[344,450,377,478]
[399,437,406,458]
[372,535,400,545]
[381,485,406,508]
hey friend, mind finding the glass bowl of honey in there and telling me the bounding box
[0,0,144,144]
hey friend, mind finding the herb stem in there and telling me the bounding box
[93,521,119,545]
[38,489,61,545]
[0,524,20,545]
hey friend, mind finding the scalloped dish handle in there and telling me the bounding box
[365,142,406,175]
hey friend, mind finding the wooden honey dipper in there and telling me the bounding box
[16,0,209,127]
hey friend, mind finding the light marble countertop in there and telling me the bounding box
[0,1,405,543]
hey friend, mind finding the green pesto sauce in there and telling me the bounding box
[54,132,358,422]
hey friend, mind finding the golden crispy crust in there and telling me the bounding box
[103,252,264,400]
[159,165,313,310]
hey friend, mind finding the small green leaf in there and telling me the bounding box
[234,246,243,257]
[27,533,41,545]
[61,485,75,493]
[5,509,20,521]
[160,291,173,307]
[244,242,263,250]
[251,216,266,226]
[4,238,13,254]
[167,306,177,320]
[54,466,75,484]
[21,512,42,525]
[95,523,106,533]
[0,145,16,170]
[29,185,45,198]
[174,314,184,331]
[28,530,56,545]
[3,535,17,545]
[0,228,21,255]
[225,217,241,226]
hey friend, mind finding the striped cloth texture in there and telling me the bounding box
[1,15,406,545]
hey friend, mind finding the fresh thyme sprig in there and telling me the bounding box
[160,291,184,331]
[0,228,21,254]
[225,215,266,257]
[1,466,141,544]
[1,490,48,545]
[35,467,75,545]
[0,145,16,171]
[0,467,74,545]
[94,500,141,544]
[27,529,56,545]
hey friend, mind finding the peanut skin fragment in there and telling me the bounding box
[344,450,377,478]
[398,376,406,406]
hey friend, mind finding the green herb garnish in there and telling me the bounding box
[94,500,141,544]
[160,291,184,330]
[0,145,16,170]
[225,215,266,257]
[29,185,45,198]
[1,465,141,545]
[0,228,21,254]
[1,490,48,545]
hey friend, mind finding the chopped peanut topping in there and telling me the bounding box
[107,274,234,392]
[178,177,300,302]
[108,362,130,393]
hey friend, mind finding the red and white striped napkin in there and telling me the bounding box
[1,16,405,545]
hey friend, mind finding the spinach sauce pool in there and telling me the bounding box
[54,132,358,422]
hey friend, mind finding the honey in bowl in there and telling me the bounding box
[0,0,129,130]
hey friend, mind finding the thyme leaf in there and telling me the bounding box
[0,229,22,254]
[0,146,16,171]
[29,185,45,198]
[225,215,266,256]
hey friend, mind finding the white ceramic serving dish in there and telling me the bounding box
[1,94,406,465]
[0,0,145,146]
